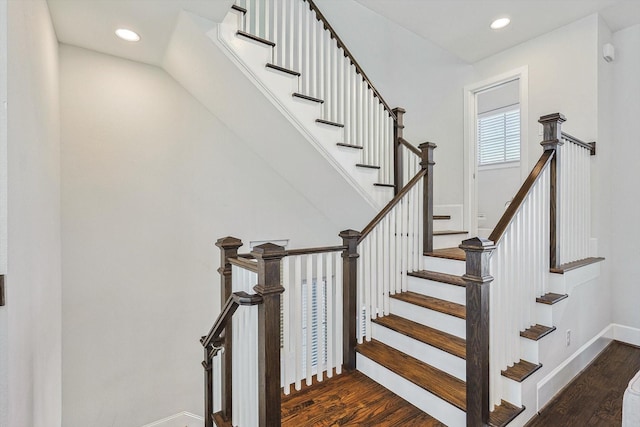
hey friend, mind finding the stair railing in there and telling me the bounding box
[355,142,436,343]
[233,0,421,193]
[461,113,598,426]
[203,239,286,427]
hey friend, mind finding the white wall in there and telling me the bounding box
[473,15,599,171]
[3,0,62,426]
[610,23,640,329]
[314,0,474,206]
[60,45,349,427]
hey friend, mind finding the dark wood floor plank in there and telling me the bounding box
[391,292,466,319]
[356,339,467,411]
[373,314,466,359]
[280,370,444,426]
[525,341,640,427]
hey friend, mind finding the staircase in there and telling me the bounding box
[199,2,603,427]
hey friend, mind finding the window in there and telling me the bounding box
[477,107,520,166]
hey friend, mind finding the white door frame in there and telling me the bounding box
[463,66,529,238]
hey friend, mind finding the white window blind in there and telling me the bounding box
[477,108,520,166]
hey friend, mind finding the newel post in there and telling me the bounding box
[213,236,243,424]
[460,237,495,427]
[539,113,566,270]
[340,229,361,371]
[419,142,437,254]
[252,243,286,427]
[393,107,406,194]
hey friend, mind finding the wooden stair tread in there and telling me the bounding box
[433,230,468,236]
[212,411,232,427]
[236,30,275,47]
[521,324,556,341]
[292,92,323,103]
[391,292,466,319]
[550,257,604,274]
[408,270,466,287]
[374,183,395,188]
[434,215,451,220]
[355,163,380,169]
[489,400,526,427]
[336,142,362,149]
[373,314,466,359]
[501,359,542,382]
[231,4,246,14]
[315,118,344,128]
[536,292,568,305]
[281,370,444,426]
[425,247,466,261]
[356,339,467,411]
[266,63,300,76]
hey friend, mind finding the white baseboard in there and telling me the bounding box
[141,412,204,427]
[536,324,613,411]
[612,324,640,347]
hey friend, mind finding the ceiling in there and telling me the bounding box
[46,0,640,66]
[47,0,234,65]
[354,0,640,63]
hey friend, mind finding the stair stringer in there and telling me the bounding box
[162,11,380,229]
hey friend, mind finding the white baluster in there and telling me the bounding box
[294,255,302,390]
[317,253,325,381]
[335,252,343,374]
[305,255,313,386]
[326,252,334,377]
[282,256,291,394]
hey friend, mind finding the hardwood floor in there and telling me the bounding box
[526,341,640,427]
[281,370,444,426]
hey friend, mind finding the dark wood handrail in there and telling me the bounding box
[489,150,555,244]
[286,245,347,256]
[399,137,421,157]
[201,291,263,350]
[561,132,596,155]
[305,0,396,121]
[229,256,259,273]
[358,168,427,243]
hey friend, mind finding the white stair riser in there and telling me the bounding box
[422,256,465,276]
[407,275,466,305]
[433,233,468,250]
[520,337,540,365]
[371,323,466,381]
[501,376,524,408]
[357,354,466,427]
[389,298,466,339]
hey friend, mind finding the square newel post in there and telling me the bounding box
[252,243,286,427]
[539,113,566,270]
[214,236,243,424]
[460,237,495,427]
[393,107,406,195]
[419,142,437,254]
[340,229,361,371]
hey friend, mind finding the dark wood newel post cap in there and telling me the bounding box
[392,107,406,114]
[251,242,287,260]
[339,229,361,240]
[459,237,495,252]
[418,142,437,169]
[215,236,243,249]
[252,243,286,296]
[539,112,566,150]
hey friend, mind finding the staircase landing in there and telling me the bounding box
[281,370,444,426]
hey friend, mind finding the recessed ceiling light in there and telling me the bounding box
[115,28,141,42]
[490,17,511,30]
